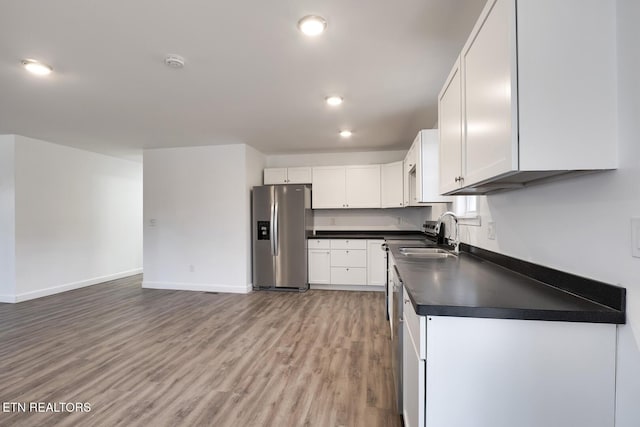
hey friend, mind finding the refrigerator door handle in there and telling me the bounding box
[270,201,276,255]
[273,201,279,256]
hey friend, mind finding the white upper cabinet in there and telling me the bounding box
[438,58,464,195]
[263,167,311,184]
[263,168,287,184]
[439,0,617,195]
[345,165,381,208]
[407,130,453,205]
[286,167,312,184]
[416,130,453,204]
[311,166,347,208]
[312,165,381,209]
[381,161,404,208]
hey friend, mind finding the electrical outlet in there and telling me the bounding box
[189,265,195,273]
[632,217,640,258]
[149,218,157,227]
[487,221,496,240]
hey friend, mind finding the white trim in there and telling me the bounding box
[310,284,384,292]
[13,268,143,303]
[142,280,252,294]
[0,294,16,303]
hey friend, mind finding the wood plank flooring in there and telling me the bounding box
[0,275,400,427]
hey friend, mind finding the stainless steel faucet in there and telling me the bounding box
[436,211,459,253]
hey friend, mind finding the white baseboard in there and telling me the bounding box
[310,284,384,292]
[0,294,16,303]
[13,268,143,303]
[142,281,252,294]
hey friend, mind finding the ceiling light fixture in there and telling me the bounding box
[164,54,185,69]
[325,96,343,106]
[21,59,53,76]
[297,15,327,37]
[339,130,353,138]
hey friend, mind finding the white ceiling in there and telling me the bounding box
[0,0,486,160]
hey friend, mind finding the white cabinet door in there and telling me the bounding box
[312,166,346,208]
[403,318,426,427]
[330,267,367,285]
[286,167,312,184]
[462,0,517,186]
[308,249,331,284]
[418,130,453,203]
[439,58,464,194]
[263,168,287,184]
[366,240,386,287]
[331,249,367,268]
[381,161,404,208]
[345,165,381,208]
[402,158,410,207]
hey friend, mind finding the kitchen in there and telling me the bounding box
[1,0,639,426]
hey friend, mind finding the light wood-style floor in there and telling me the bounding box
[0,275,400,427]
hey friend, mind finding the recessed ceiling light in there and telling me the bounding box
[21,59,52,76]
[339,130,353,138]
[298,15,327,37]
[325,96,343,106]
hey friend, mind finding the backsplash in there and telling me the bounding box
[313,207,431,231]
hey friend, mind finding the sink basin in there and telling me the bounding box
[398,247,456,259]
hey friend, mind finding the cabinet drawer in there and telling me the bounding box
[403,287,427,360]
[330,249,367,267]
[330,267,367,285]
[330,239,367,250]
[308,239,331,249]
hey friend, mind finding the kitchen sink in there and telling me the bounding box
[398,247,456,259]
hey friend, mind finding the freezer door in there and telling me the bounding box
[252,186,276,287]
[273,185,308,287]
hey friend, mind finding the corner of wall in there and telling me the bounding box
[0,135,16,300]
[244,145,266,287]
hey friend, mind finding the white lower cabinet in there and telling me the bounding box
[403,288,426,427]
[403,321,425,427]
[400,286,617,427]
[330,267,367,285]
[308,249,331,285]
[367,240,386,286]
[307,239,388,289]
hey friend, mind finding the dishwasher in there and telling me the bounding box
[390,263,404,414]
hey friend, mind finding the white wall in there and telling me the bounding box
[245,145,266,284]
[143,144,263,293]
[314,208,430,231]
[11,135,142,302]
[456,2,640,424]
[0,135,16,302]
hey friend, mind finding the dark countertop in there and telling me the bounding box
[389,243,625,324]
[311,230,427,240]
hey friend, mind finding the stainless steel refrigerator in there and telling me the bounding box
[252,184,312,290]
